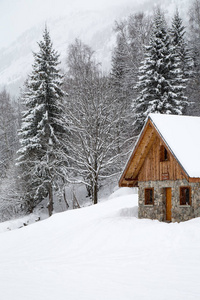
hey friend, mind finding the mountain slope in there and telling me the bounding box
[0,7,128,96]
[0,188,200,300]
[0,0,192,97]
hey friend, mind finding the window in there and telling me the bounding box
[180,187,191,205]
[145,188,154,205]
[160,145,169,162]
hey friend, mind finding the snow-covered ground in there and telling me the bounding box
[0,187,200,300]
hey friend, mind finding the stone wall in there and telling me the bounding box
[138,179,200,222]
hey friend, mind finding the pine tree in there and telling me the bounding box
[170,9,193,79]
[110,14,152,153]
[111,34,128,104]
[110,34,132,152]
[188,0,200,115]
[111,13,152,103]
[17,27,68,216]
[133,9,188,134]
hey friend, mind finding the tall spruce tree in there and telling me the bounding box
[111,13,152,141]
[110,34,132,151]
[17,27,68,216]
[188,0,200,115]
[133,9,188,134]
[170,10,193,79]
[111,34,128,105]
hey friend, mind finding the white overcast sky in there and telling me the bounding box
[0,0,136,48]
[0,0,190,49]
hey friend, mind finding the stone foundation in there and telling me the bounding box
[138,180,200,222]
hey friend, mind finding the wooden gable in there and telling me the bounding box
[119,118,189,187]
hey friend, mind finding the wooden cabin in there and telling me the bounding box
[119,114,200,222]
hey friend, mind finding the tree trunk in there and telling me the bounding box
[47,185,54,217]
[63,187,69,209]
[93,180,98,205]
[93,156,98,205]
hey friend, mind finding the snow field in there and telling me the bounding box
[0,187,200,299]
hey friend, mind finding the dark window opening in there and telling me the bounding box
[180,187,191,205]
[164,148,168,160]
[145,188,154,205]
[160,145,169,162]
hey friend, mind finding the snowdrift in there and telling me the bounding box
[0,188,200,300]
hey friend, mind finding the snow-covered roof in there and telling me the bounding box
[149,113,200,178]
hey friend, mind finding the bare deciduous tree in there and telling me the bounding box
[64,39,124,204]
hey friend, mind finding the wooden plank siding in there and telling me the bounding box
[138,136,186,182]
[119,120,156,187]
[118,118,193,187]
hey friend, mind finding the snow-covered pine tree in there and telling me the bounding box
[170,9,193,79]
[111,13,152,105]
[111,34,128,103]
[188,0,200,115]
[110,13,152,156]
[133,9,188,135]
[110,33,132,153]
[17,27,68,216]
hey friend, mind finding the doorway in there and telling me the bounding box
[165,188,172,221]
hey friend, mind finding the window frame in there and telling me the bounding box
[160,145,170,162]
[180,186,191,206]
[145,188,154,205]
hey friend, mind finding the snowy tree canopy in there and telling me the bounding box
[133,9,188,134]
[170,9,193,79]
[17,27,69,215]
